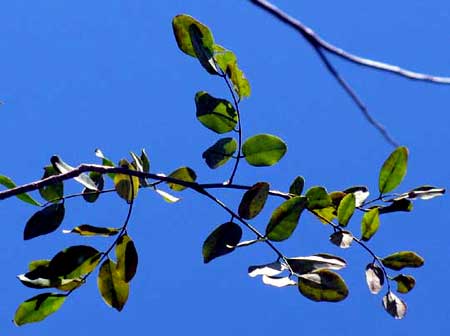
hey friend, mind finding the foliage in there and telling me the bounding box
[0,14,445,326]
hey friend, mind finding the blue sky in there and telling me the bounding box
[0,0,449,334]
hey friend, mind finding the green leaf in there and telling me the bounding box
[214,45,251,100]
[116,235,138,283]
[114,159,140,203]
[202,222,242,263]
[365,263,384,294]
[287,254,347,275]
[0,175,41,206]
[329,231,353,249]
[29,259,50,272]
[289,176,305,196]
[242,134,287,167]
[195,91,237,134]
[202,137,237,169]
[14,293,66,326]
[382,291,407,319]
[361,208,380,241]
[130,151,144,172]
[305,186,332,210]
[378,199,413,214]
[24,203,65,240]
[378,146,408,194]
[238,182,270,220]
[265,196,307,242]
[172,14,214,58]
[62,224,119,237]
[337,193,355,227]
[393,274,416,294]
[95,149,115,179]
[298,270,348,302]
[39,165,64,202]
[82,172,104,203]
[189,24,218,74]
[140,149,150,173]
[313,206,337,224]
[97,259,129,312]
[381,251,424,271]
[51,155,98,191]
[48,245,99,278]
[167,166,197,191]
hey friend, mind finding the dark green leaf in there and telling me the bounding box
[381,251,424,271]
[114,159,139,203]
[172,14,214,58]
[202,222,242,263]
[365,263,384,294]
[361,208,380,241]
[329,231,353,249]
[238,182,270,220]
[116,235,138,283]
[0,175,41,206]
[337,193,355,227]
[379,146,408,194]
[393,274,416,293]
[51,155,98,191]
[167,166,197,191]
[287,254,347,275]
[140,149,150,173]
[189,24,218,74]
[195,91,237,134]
[62,224,119,237]
[382,291,407,319]
[24,203,65,240]
[48,245,99,278]
[265,196,307,242]
[82,172,104,203]
[14,293,66,326]
[298,270,348,302]
[202,137,237,169]
[289,176,305,196]
[39,165,64,202]
[305,186,332,210]
[95,149,115,179]
[378,199,413,214]
[242,134,287,167]
[97,259,129,311]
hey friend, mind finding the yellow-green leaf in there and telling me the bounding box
[167,166,197,191]
[381,251,424,271]
[378,146,408,194]
[116,235,138,283]
[114,160,139,203]
[0,175,41,206]
[97,259,129,311]
[361,208,380,241]
[337,193,355,227]
[242,134,287,167]
[62,224,119,237]
[195,91,238,134]
[393,274,416,294]
[14,293,66,326]
[298,270,348,302]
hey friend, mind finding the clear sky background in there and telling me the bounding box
[0,1,449,335]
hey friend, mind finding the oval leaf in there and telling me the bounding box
[195,91,237,134]
[242,134,287,167]
[48,245,99,278]
[238,182,270,220]
[82,172,104,203]
[39,165,64,202]
[365,263,384,294]
[337,193,355,227]
[167,166,197,191]
[378,146,408,194]
[114,160,139,203]
[382,291,407,319]
[393,274,416,294]
[289,176,305,196]
[189,24,218,74]
[24,203,65,240]
[202,222,242,264]
[305,186,332,210]
[14,293,66,326]
[97,259,129,311]
[265,196,307,242]
[116,235,138,283]
[172,14,214,58]
[63,224,119,237]
[298,269,349,302]
[361,208,380,241]
[202,137,237,169]
[381,251,424,271]
[329,231,353,249]
[287,254,347,275]
[0,175,41,206]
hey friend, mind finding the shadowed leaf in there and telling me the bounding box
[379,146,408,194]
[172,14,214,58]
[298,270,348,302]
[289,176,305,196]
[167,167,197,191]
[202,137,237,169]
[378,199,413,214]
[381,251,424,271]
[361,208,380,241]
[262,275,296,288]
[48,245,99,278]
[393,274,416,293]
[337,193,355,227]
[95,149,115,179]
[248,262,286,278]
[97,259,129,311]
[114,160,139,203]
[24,203,65,240]
[365,263,384,294]
[238,182,270,220]
[287,254,347,275]
[203,222,242,263]
[305,186,332,210]
[189,24,218,74]
[51,155,98,191]
[14,293,66,326]
[140,149,150,173]
[195,91,237,134]
[242,134,287,167]
[39,165,64,202]
[82,172,104,203]
[329,231,353,248]
[393,185,445,201]
[0,175,41,206]
[382,291,407,319]
[62,224,119,237]
[116,235,138,283]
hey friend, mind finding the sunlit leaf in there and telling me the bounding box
[242,134,287,167]
[14,293,66,326]
[114,159,139,203]
[262,275,296,288]
[202,137,237,169]
[82,172,104,203]
[140,149,150,173]
[28,259,50,272]
[189,24,218,74]
[116,235,138,283]
[343,186,369,207]
[289,176,305,196]
[51,155,98,191]
[248,261,286,278]
[172,14,214,58]
[62,224,119,237]
[393,185,445,201]
[130,151,144,172]
[378,146,408,194]
[48,245,99,278]
[361,208,380,241]
[381,251,424,271]
[202,222,242,263]
[39,165,64,202]
[195,91,237,134]
[382,291,407,319]
[305,186,332,210]
[95,148,115,179]
[287,254,347,275]
[393,274,416,294]
[298,270,348,302]
[24,203,65,240]
[329,231,353,249]
[365,263,384,294]
[238,182,270,220]
[97,259,129,311]
[337,193,355,227]
[167,166,197,191]
[0,175,41,206]
[17,273,83,291]
[265,196,307,241]
[378,199,413,214]
[154,189,181,203]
